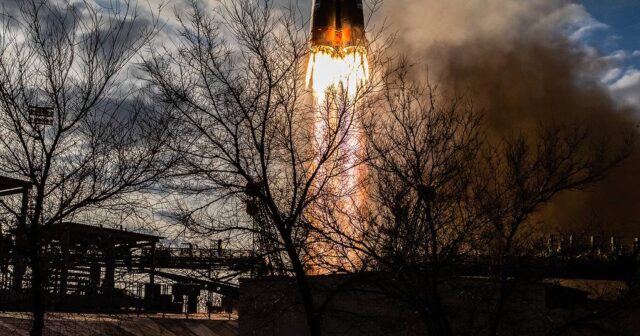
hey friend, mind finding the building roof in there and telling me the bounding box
[41,222,161,246]
[0,174,31,196]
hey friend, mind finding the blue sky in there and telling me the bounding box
[581,0,640,61]
[579,0,640,108]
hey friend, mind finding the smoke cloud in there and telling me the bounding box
[380,0,640,235]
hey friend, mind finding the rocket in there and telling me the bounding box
[310,0,366,50]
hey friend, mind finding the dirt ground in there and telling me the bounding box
[0,313,238,336]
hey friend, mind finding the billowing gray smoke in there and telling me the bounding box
[382,0,640,235]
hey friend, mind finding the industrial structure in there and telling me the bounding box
[1,167,640,318]
[0,175,263,314]
[0,222,261,314]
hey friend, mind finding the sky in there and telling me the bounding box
[580,0,640,62]
[1,0,637,108]
[1,0,639,237]
[579,0,640,108]
[144,0,640,236]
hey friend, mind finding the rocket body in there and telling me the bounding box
[310,0,366,49]
[306,0,369,274]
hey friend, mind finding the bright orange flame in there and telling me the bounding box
[306,47,369,97]
[306,46,369,273]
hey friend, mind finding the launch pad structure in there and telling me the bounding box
[1,175,640,317]
[0,175,263,314]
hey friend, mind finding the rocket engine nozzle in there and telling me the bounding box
[310,0,366,51]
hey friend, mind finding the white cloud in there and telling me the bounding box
[601,67,623,83]
[568,21,608,41]
[601,50,630,63]
[610,69,640,90]
[633,50,640,57]
[609,69,640,109]
[538,3,609,41]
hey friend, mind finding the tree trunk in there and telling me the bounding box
[422,194,453,336]
[416,278,453,336]
[28,187,46,336]
[29,221,45,336]
[284,233,322,336]
[487,260,510,336]
[420,308,454,336]
[430,297,454,336]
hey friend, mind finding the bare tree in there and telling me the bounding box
[355,62,484,336]
[352,62,637,336]
[476,121,635,336]
[0,1,169,335]
[141,1,387,335]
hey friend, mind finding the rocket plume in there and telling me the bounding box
[384,0,640,236]
[305,0,369,272]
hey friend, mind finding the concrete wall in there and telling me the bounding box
[238,274,425,336]
[238,273,637,336]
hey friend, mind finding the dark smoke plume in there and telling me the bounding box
[382,0,640,235]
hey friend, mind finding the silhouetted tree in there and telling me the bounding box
[141,0,389,334]
[352,62,636,336]
[0,1,169,335]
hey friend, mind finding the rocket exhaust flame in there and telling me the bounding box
[306,47,369,101]
[306,0,369,272]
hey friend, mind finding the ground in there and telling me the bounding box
[0,313,238,336]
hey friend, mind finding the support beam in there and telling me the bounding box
[59,228,70,294]
[103,245,115,295]
[0,187,25,197]
[148,243,157,306]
